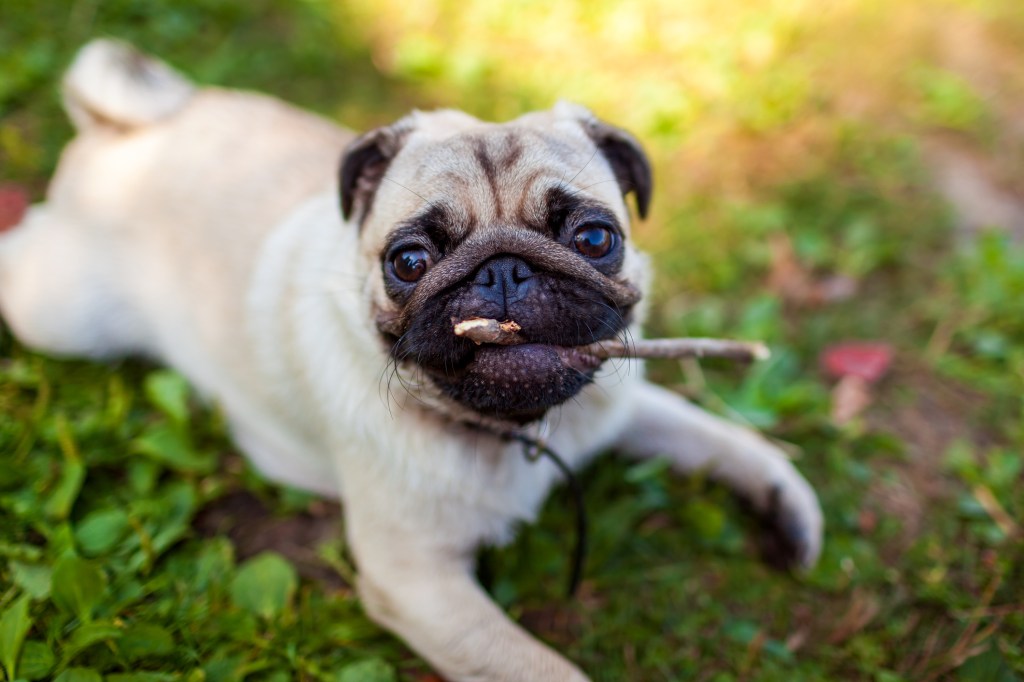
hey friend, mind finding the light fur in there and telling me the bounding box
[0,40,823,681]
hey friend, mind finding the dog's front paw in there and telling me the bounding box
[755,473,823,571]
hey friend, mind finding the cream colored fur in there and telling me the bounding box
[0,40,822,682]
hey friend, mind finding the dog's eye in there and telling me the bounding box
[392,247,434,283]
[573,224,615,259]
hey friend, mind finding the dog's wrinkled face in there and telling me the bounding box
[340,103,652,423]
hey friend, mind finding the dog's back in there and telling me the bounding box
[0,39,353,362]
[53,39,353,287]
[0,40,362,494]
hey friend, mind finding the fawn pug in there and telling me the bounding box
[0,40,822,681]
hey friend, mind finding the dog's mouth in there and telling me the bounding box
[464,339,606,376]
[425,343,605,422]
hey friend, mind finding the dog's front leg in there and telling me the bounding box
[612,381,824,568]
[344,492,589,682]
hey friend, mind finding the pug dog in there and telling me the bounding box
[0,40,823,681]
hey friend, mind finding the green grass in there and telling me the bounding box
[1,1,1023,680]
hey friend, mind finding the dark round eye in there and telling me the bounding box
[392,247,433,282]
[573,224,615,259]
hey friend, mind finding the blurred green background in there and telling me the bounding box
[1,1,1022,680]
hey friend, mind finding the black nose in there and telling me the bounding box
[472,255,534,310]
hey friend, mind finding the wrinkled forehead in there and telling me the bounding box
[365,123,629,244]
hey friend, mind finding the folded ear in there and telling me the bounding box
[556,102,653,219]
[339,117,414,223]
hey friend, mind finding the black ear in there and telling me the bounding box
[580,117,652,219]
[339,119,412,223]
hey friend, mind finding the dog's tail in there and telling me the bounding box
[62,39,195,132]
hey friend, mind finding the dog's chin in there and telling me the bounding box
[427,344,603,424]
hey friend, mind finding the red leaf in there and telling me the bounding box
[0,185,30,233]
[821,342,893,383]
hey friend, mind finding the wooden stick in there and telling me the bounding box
[453,318,522,344]
[453,317,770,362]
[578,337,770,361]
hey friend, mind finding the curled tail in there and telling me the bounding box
[62,39,195,131]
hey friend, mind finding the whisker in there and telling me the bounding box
[575,178,620,194]
[383,175,430,205]
[587,316,628,385]
[590,300,638,379]
[378,332,411,416]
[565,148,598,187]
[390,344,433,410]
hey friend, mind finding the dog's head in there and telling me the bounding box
[341,102,651,424]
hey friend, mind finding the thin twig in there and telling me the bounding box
[578,337,770,362]
[453,317,770,362]
[453,318,522,344]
